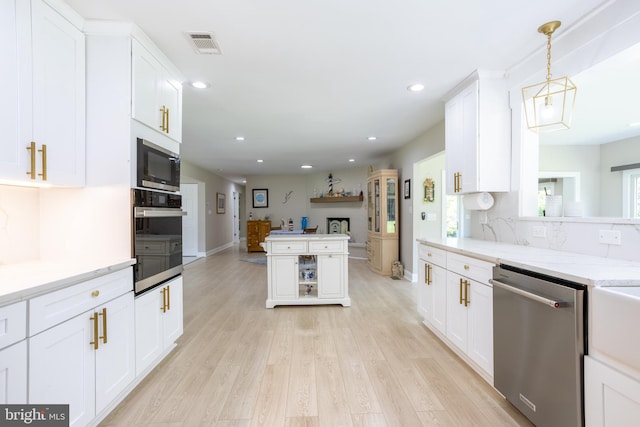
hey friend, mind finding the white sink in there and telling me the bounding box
[591,286,640,374]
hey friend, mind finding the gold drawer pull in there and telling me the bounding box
[464,264,470,270]
[91,290,100,297]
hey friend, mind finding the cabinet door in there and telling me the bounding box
[95,292,135,414]
[417,260,430,319]
[29,312,95,427]
[135,287,164,376]
[132,40,162,131]
[430,264,447,335]
[585,356,640,427]
[163,277,184,348]
[0,0,31,181]
[159,73,182,142]
[467,281,493,376]
[445,80,478,194]
[271,256,298,299]
[317,254,344,298]
[0,341,27,404]
[31,0,85,186]
[445,272,468,351]
[367,237,382,272]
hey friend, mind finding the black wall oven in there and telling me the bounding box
[132,189,185,294]
[136,138,181,192]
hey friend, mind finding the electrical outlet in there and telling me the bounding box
[599,230,621,245]
[532,226,546,238]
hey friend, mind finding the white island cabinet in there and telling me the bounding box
[263,234,350,308]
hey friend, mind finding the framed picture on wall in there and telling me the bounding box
[216,192,225,214]
[252,189,269,208]
[404,179,411,199]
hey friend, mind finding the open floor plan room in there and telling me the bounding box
[99,246,533,426]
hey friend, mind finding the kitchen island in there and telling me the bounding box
[262,234,350,308]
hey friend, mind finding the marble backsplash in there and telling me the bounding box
[468,192,640,263]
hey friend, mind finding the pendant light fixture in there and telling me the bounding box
[522,21,577,132]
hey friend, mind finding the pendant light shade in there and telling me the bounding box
[522,21,577,132]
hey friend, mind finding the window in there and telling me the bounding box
[623,168,640,218]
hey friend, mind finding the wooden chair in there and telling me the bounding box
[303,226,318,234]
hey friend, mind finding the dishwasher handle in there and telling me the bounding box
[490,279,565,308]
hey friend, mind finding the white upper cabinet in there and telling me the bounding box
[0,0,85,186]
[132,40,183,142]
[445,71,510,194]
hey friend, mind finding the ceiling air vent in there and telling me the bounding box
[185,32,222,55]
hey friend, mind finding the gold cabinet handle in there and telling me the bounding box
[464,264,470,270]
[159,105,167,132]
[164,108,169,133]
[161,287,167,313]
[99,307,108,344]
[166,285,171,311]
[26,141,36,179]
[427,264,432,285]
[91,290,100,297]
[38,144,47,181]
[424,263,428,284]
[90,312,99,350]
[459,278,463,305]
[464,280,470,307]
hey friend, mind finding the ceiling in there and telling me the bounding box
[64,0,610,183]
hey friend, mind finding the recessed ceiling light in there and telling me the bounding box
[367,136,377,141]
[301,165,313,169]
[235,136,245,141]
[348,159,355,162]
[407,83,425,92]
[191,81,209,89]
[257,159,263,163]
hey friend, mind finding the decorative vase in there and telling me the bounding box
[301,216,308,230]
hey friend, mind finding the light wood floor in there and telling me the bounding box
[100,246,533,426]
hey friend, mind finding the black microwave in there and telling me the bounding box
[136,138,180,192]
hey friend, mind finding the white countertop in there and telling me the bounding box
[265,234,350,241]
[0,258,136,305]
[417,237,640,287]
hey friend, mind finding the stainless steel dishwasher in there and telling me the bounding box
[491,264,586,427]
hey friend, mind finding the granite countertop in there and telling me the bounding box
[417,237,640,287]
[0,258,136,306]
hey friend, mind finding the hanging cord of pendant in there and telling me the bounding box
[546,32,553,82]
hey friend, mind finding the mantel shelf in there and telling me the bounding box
[310,195,363,203]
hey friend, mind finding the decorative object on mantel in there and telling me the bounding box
[522,20,577,133]
[326,173,342,196]
[423,178,435,203]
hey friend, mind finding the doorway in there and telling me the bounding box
[181,183,198,259]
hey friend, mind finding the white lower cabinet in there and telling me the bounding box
[29,291,134,427]
[585,356,640,427]
[0,340,27,404]
[417,243,494,382]
[417,257,447,336]
[135,276,183,376]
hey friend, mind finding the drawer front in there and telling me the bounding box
[309,240,345,254]
[446,252,493,284]
[270,241,308,254]
[418,244,446,267]
[135,240,169,254]
[0,301,27,350]
[29,268,133,336]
